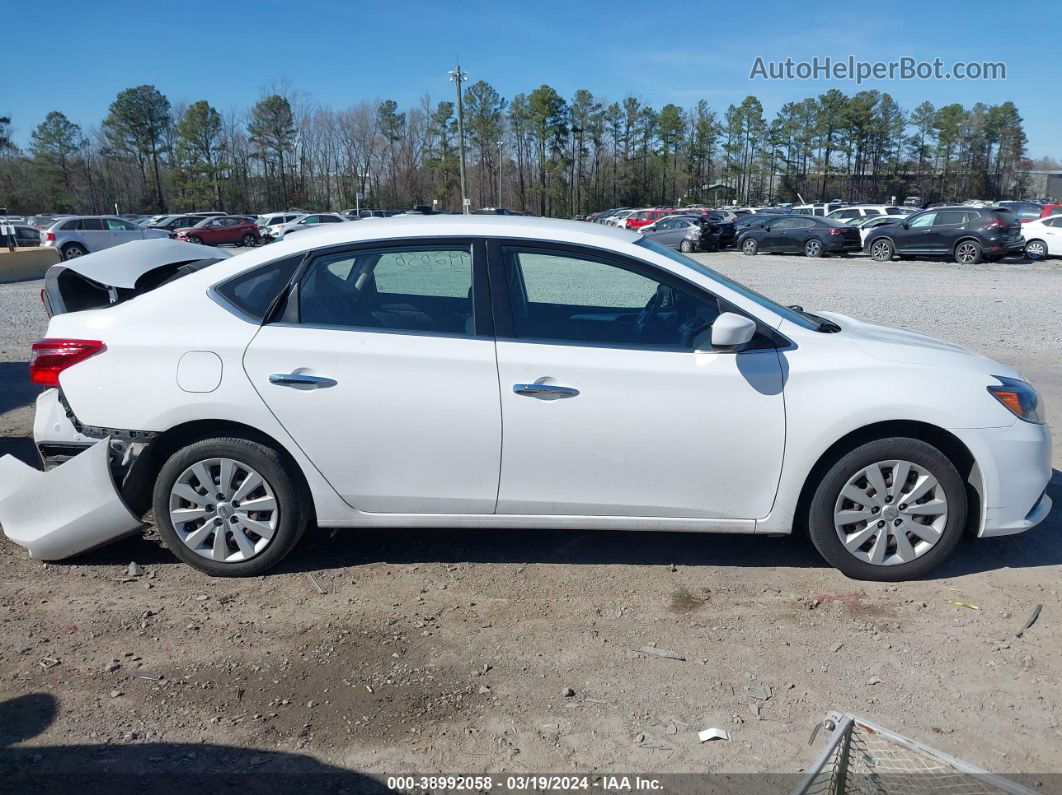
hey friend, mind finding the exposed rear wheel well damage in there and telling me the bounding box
[122,420,314,522]
[792,420,981,539]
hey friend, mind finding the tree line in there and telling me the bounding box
[0,82,1044,217]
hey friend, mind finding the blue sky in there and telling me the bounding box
[3,1,1059,157]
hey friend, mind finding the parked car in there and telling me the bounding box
[270,213,347,241]
[737,215,861,257]
[624,209,674,230]
[1037,203,1062,219]
[998,201,1044,224]
[864,206,1024,264]
[1,217,1050,583]
[854,215,903,245]
[791,203,843,217]
[1,224,44,248]
[342,209,396,221]
[826,206,911,223]
[27,214,71,230]
[903,196,924,207]
[42,215,170,260]
[1020,216,1062,260]
[641,215,720,252]
[144,214,212,233]
[256,213,302,241]
[606,209,638,228]
[174,216,261,247]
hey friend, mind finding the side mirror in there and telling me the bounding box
[710,312,757,350]
[902,222,909,229]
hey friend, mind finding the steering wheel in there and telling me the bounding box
[630,287,668,343]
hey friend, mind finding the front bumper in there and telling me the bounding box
[0,439,142,560]
[951,421,1054,537]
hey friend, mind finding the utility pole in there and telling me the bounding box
[449,64,470,214]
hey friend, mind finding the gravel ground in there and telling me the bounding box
[0,254,1060,789]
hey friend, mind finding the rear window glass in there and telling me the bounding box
[214,255,302,321]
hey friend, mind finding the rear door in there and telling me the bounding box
[77,218,110,251]
[929,210,967,254]
[242,239,502,514]
[782,217,817,251]
[104,217,144,247]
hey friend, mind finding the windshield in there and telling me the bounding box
[635,238,819,330]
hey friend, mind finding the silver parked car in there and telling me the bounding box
[43,215,171,260]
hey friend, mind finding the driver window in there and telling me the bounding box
[501,247,726,350]
[909,212,936,227]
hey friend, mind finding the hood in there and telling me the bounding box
[817,311,1022,379]
[43,238,230,316]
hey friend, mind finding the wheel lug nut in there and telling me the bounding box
[230,516,238,523]
[877,521,885,528]
[899,504,907,511]
[214,518,223,526]
[871,506,880,514]
[894,519,902,526]
[884,496,893,504]
[207,505,215,512]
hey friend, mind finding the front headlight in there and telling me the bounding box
[988,376,1045,424]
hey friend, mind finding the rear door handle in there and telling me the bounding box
[269,373,337,389]
[513,383,580,399]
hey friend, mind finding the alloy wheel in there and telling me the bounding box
[870,240,892,261]
[955,242,979,264]
[742,239,757,255]
[805,239,821,257]
[168,457,279,563]
[833,459,948,566]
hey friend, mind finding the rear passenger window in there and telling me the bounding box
[297,246,474,335]
[215,255,302,321]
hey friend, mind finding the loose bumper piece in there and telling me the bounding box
[0,439,142,560]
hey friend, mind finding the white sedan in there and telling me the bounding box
[267,212,348,242]
[0,218,1052,580]
[1020,216,1062,260]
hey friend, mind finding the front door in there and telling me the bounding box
[898,211,938,253]
[243,240,502,514]
[489,242,786,519]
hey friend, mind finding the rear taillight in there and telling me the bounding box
[828,227,847,236]
[29,338,106,387]
[985,219,1006,229]
[45,232,56,242]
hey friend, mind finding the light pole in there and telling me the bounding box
[449,64,470,214]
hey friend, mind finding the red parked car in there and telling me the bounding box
[1039,204,1062,219]
[625,208,675,230]
[173,215,260,247]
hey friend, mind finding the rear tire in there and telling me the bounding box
[741,238,758,256]
[61,243,88,260]
[152,437,309,577]
[804,238,824,258]
[954,240,982,264]
[240,234,257,248]
[807,437,967,581]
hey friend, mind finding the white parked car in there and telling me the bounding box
[1020,216,1062,260]
[0,218,1051,580]
[854,215,905,245]
[269,212,347,242]
[43,215,171,260]
[606,210,638,228]
[827,205,914,223]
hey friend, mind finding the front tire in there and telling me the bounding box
[741,238,758,256]
[679,239,695,253]
[1025,239,1047,260]
[187,235,204,245]
[807,437,966,581]
[869,238,894,262]
[152,437,309,577]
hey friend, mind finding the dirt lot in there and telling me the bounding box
[1,250,1060,790]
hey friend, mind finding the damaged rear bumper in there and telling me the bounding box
[0,438,143,560]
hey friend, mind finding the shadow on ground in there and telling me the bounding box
[0,362,36,417]
[50,471,1062,582]
[0,693,388,793]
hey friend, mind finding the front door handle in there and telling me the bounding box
[513,383,580,399]
[269,373,337,389]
